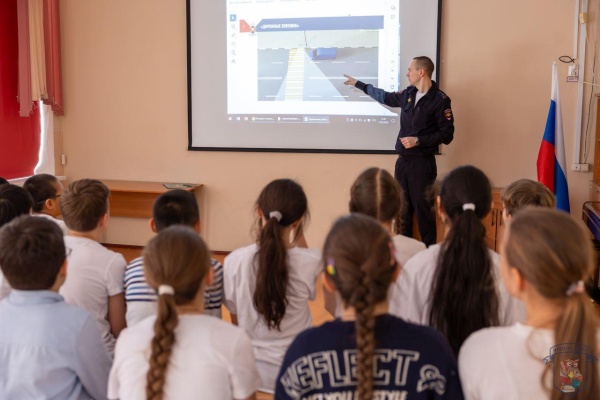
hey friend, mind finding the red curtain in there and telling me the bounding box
[43,0,63,115]
[0,0,41,179]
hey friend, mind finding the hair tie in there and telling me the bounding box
[462,203,476,212]
[158,285,175,296]
[565,280,585,296]
[269,211,282,222]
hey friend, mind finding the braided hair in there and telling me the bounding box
[323,213,396,399]
[142,226,211,400]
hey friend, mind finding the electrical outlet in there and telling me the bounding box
[581,163,590,172]
[573,163,581,171]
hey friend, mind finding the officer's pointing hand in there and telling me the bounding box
[343,74,357,86]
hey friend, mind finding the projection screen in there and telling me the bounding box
[187,0,442,153]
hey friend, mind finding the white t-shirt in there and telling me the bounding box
[389,244,526,326]
[458,324,559,399]
[391,234,426,266]
[108,314,260,400]
[32,213,70,236]
[223,243,322,393]
[59,236,126,355]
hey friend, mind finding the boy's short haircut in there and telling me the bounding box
[24,174,60,213]
[501,179,556,217]
[0,177,8,185]
[0,184,33,227]
[0,215,65,290]
[60,179,110,232]
[153,189,200,231]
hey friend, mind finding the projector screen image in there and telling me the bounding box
[187,0,441,153]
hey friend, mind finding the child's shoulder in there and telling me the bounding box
[462,324,526,351]
[225,243,258,262]
[288,247,321,261]
[44,299,98,332]
[125,256,143,270]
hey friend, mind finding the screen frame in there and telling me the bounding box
[186,0,443,154]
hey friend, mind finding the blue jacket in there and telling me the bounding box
[356,80,454,156]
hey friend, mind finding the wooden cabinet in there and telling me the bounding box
[484,189,505,252]
[100,180,202,219]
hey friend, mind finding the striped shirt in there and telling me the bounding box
[124,256,223,325]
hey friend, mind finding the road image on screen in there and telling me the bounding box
[226,1,399,118]
[255,17,381,103]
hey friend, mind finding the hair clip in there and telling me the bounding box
[326,257,336,276]
[565,280,585,296]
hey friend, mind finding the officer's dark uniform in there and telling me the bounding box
[355,80,454,246]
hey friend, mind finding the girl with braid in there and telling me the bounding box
[108,226,260,400]
[276,214,463,399]
[459,208,600,399]
[223,179,322,393]
[327,167,426,316]
[389,165,525,355]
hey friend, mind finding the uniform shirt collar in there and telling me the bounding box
[7,290,63,305]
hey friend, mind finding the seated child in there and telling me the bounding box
[0,216,111,400]
[109,226,260,400]
[326,167,426,316]
[350,167,426,262]
[0,184,33,300]
[276,214,464,399]
[124,189,223,326]
[389,166,525,355]
[223,179,322,393]
[501,178,556,221]
[59,179,127,356]
[459,208,600,399]
[24,174,69,235]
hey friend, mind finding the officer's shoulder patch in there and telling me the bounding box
[444,108,453,120]
[438,90,448,99]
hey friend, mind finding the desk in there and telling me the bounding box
[101,180,202,219]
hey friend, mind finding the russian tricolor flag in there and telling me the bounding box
[537,62,570,212]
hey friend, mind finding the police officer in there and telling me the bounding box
[344,56,454,246]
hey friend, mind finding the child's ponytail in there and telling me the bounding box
[429,166,499,355]
[253,179,308,330]
[254,212,289,330]
[142,225,211,400]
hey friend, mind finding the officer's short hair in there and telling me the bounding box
[413,56,434,78]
